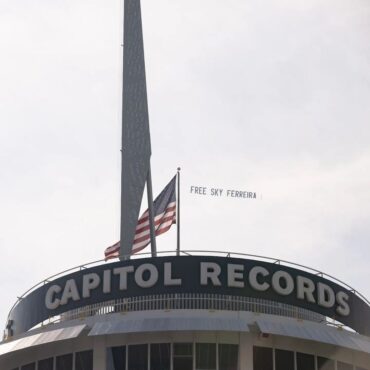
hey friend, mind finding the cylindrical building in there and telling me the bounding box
[1,252,369,370]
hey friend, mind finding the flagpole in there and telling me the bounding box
[147,165,157,257]
[176,167,181,256]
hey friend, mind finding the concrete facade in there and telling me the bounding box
[1,310,369,369]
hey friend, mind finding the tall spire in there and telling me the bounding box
[120,0,152,258]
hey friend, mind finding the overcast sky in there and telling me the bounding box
[1,0,370,329]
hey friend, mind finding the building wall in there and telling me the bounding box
[1,330,369,370]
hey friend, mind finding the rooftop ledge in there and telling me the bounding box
[3,251,370,340]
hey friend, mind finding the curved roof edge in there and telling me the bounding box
[1,311,370,358]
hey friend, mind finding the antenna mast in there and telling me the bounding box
[120,0,156,259]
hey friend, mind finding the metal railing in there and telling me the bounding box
[6,250,370,325]
[57,293,324,324]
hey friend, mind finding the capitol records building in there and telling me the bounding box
[0,252,369,370]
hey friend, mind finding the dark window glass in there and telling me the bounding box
[75,350,93,370]
[107,346,126,370]
[128,344,148,370]
[151,343,170,370]
[56,354,73,370]
[275,349,294,370]
[338,363,353,370]
[38,358,54,370]
[253,347,273,370]
[219,344,238,370]
[174,343,193,370]
[317,357,335,370]
[174,343,193,356]
[196,343,216,370]
[297,353,315,370]
[21,364,35,370]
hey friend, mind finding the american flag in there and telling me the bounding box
[104,241,120,260]
[104,176,177,260]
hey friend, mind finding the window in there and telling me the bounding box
[107,347,126,370]
[297,353,315,370]
[275,349,294,370]
[196,343,216,370]
[56,354,73,370]
[317,357,334,370]
[128,344,148,370]
[174,343,193,370]
[253,347,273,370]
[218,344,238,370]
[151,343,171,370]
[338,363,353,370]
[38,358,54,370]
[75,350,93,370]
[21,365,35,370]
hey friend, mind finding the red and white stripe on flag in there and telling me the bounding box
[132,201,176,254]
[104,175,177,261]
[104,241,120,260]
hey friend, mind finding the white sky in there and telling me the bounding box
[1,0,370,329]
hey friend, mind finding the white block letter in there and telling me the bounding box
[82,273,100,298]
[135,264,159,288]
[60,279,80,306]
[45,285,62,310]
[296,276,316,303]
[113,266,134,290]
[272,271,294,296]
[164,262,182,286]
[103,270,111,294]
[249,266,270,292]
[227,264,244,288]
[200,262,221,286]
[336,291,350,316]
[317,282,335,308]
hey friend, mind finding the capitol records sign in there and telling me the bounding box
[7,256,370,337]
